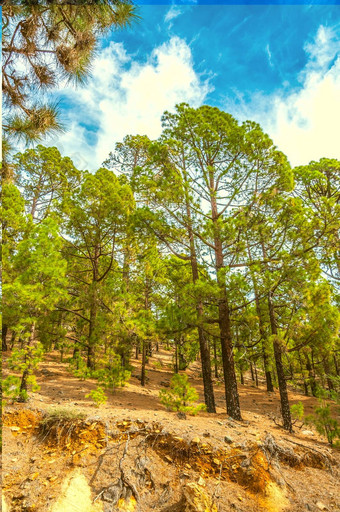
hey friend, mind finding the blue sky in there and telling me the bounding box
[49,4,340,171]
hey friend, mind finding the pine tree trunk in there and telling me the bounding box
[254,363,259,387]
[141,339,146,387]
[210,191,240,420]
[185,196,216,413]
[174,339,179,374]
[305,354,317,397]
[268,292,292,432]
[218,295,241,420]
[298,352,308,396]
[10,332,16,350]
[2,324,8,352]
[87,280,98,370]
[213,338,219,378]
[250,362,255,382]
[323,358,334,391]
[250,261,274,392]
[19,323,35,400]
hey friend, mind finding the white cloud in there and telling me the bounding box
[227,25,340,167]
[268,26,340,166]
[50,37,212,171]
[164,6,183,24]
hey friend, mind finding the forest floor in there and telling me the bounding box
[2,348,340,512]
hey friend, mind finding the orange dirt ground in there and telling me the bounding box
[2,348,340,512]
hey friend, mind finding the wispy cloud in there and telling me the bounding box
[265,44,274,68]
[226,25,340,167]
[49,37,212,170]
[164,6,183,24]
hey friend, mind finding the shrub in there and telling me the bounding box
[93,354,131,392]
[42,407,86,424]
[85,386,107,407]
[159,373,206,415]
[70,356,92,381]
[4,343,43,402]
[305,403,340,446]
[290,401,304,422]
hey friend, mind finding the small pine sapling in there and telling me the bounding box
[93,352,131,392]
[290,401,305,428]
[85,386,107,407]
[4,342,43,402]
[306,403,339,446]
[159,373,206,415]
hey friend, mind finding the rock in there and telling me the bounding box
[302,430,315,436]
[191,437,200,444]
[160,381,170,387]
[316,503,328,511]
[184,482,218,512]
[197,476,206,487]
[224,436,233,444]
[203,432,210,438]
[217,421,224,426]
[177,411,187,420]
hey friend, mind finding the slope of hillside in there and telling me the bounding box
[2,349,339,512]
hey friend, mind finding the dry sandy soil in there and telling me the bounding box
[2,348,340,512]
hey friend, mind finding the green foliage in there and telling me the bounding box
[70,352,130,391]
[3,372,40,403]
[94,362,131,392]
[2,376,22,403]
[4,343,43,402]
[2,2,137,145]
[290,401,304,422]
[71,358,93,381]
[305,403,340,446]
[159,374,206,415]
[85,386,107,407]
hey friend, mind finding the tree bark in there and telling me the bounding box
[268,291,292,432]
[248,252,274,392]
[250,362,255,382]
[323,358,334,391]
[185,196,216,413]
[213,337,219,378]
[2,324,8,352]
[254,362,259,387]
[19,322,35,400]
[305,354,317,397]
[141,339,146,387]
[210,191,241,420]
